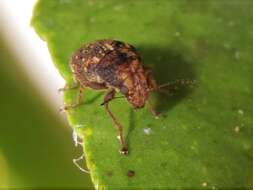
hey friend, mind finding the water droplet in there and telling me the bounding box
[174,31,181,37]
[223,43,231,49]
[234,51,240,60]
[243,142,251,150]
[238,109,244,115]
[89,17,96,23]
[202,182,208,187]
[234,126,240,133]
[144,128,152,135]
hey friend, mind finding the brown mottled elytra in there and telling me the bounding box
[63,39,165,155]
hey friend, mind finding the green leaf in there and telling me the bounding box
[32,0,253,189]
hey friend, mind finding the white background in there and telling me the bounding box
[0,0,65,111]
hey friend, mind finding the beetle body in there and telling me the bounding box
[65,39,194,154]
[69,39,159,154]
[70,39,157,109]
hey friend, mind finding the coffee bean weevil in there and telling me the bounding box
[62,39,171,155]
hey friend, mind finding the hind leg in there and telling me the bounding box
[102,89,128,155]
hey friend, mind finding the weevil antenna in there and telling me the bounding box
[159,79,196,88]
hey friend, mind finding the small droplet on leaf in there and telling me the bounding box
[202,182,208,187]
[174,31,181,37]
[223,43,231,49]
[234,126,240,133]
[144,128,152,135]
[89,17,96,23]
[238,109,244,115]
[234,51,241,60]
[211,186,218,190]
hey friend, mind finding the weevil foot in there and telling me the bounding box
[154,114,160,119]
[150,107,160,119]
[147,100,160,119]
[119,147,129,155]
[59,104,80,112]
[58,83,79,93]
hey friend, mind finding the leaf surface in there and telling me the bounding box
[32,1,253,189]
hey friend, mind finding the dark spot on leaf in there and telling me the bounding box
[106,170,113,177]
[127,170,135,177]
[160,162,167,168]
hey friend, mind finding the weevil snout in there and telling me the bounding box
[128,92,148,109]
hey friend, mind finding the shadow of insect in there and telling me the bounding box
[139,46,197,114]
[126,46,198,150]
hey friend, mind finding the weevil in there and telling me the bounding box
[64,39,163,155]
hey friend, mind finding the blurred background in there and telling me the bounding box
[0,0,93,189]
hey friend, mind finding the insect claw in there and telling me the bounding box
[59,104,80,112]
[119,147,129,155]
[100,101,109,106]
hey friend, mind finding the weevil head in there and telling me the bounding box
[129,89,149,109]
[120,84,148,109]
[117,57,158,109]
[119,65,156,109]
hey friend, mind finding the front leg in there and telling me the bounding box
[58,83,79,93]
[60,86,85,111]
[147,100,160,119]
[103,89,128,155]
[61,82,107,111]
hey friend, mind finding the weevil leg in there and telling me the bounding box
[100,95,125,106]
[58,83,79,93]
[147,100,160,119]
[103,89,128,155]
[60,87,85,111]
